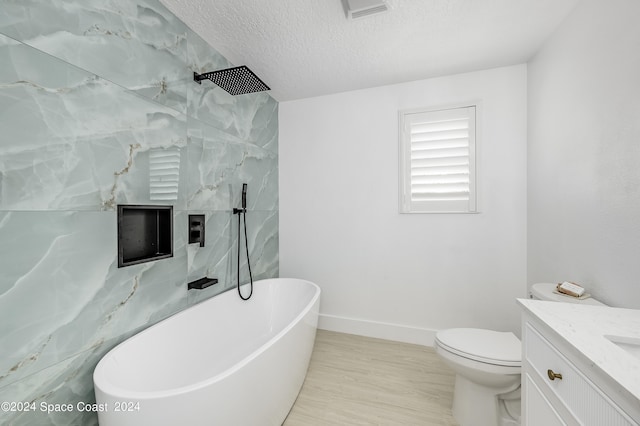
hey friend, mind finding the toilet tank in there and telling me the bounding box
[529,283,605,306]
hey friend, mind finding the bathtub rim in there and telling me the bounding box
[93,277,320,401]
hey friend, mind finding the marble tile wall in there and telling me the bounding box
[0,1,279,424]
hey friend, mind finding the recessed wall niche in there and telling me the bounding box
[117,205,173,267]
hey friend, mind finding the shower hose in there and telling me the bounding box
[236,209,253,300]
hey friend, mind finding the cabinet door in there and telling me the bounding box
[524,373,566,426]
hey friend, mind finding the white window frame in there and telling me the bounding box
[399,102,479,213]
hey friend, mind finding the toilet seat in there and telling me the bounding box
[435,328,521,367]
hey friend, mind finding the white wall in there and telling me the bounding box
[280,65,527,344]
[528,0,640,308]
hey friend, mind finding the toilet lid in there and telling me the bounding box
[435,328,521,367]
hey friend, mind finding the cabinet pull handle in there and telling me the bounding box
[547,369,563,381]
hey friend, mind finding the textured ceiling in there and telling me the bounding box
[160,0,580,101]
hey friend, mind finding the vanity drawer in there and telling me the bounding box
[524,323,637,426]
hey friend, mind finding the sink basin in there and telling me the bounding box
[604,335,640,360]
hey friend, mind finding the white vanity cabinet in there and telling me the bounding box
[520,300,640,426]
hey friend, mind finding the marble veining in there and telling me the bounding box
[0,32,189,211]
[186,117,278,212]
[0,0,190,114]
[0,0,278,424]
[518,299,640,403]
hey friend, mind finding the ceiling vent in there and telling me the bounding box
[345,0,389,20]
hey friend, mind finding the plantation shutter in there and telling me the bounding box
[400,106,476,213]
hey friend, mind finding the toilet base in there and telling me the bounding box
[452,375,520,426]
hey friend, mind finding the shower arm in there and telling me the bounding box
[193,72,214,84]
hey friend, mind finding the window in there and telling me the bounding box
[149,147,181,201]
[399,104,477,213]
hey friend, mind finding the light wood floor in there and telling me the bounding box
[283,330,459,425]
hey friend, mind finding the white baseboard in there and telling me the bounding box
[318,313,437,347]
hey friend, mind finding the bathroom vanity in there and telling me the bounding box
[519,299,640,425]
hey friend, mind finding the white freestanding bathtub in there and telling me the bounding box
[93,278,320,426]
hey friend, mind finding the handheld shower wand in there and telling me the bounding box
[234,183,253,300]
[233,183,247,214]
[242,183,247,211]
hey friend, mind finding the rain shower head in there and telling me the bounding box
[193,65,270,96]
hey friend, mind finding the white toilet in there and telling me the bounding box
[434,283,605,426]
